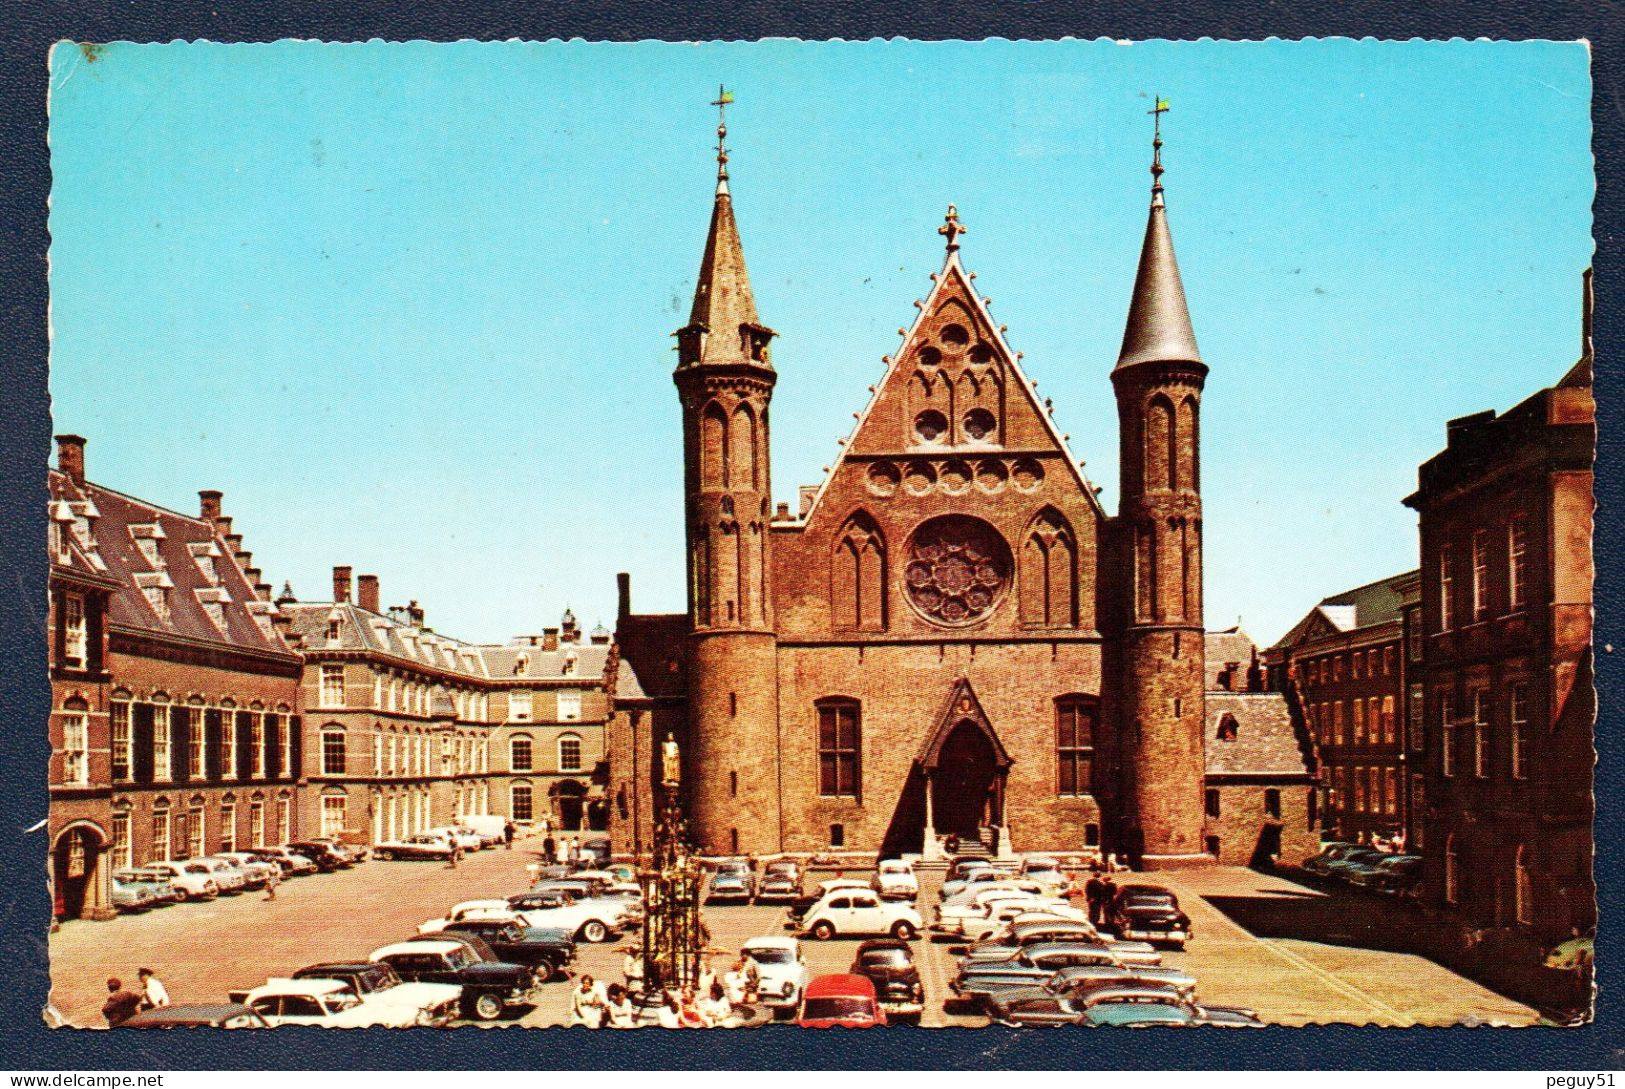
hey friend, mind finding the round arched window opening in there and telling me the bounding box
[904,515,1011,627]
[968,343,995,365]
[914,410,949,444]
[963,409,997,442]
[917,346,942,368]
[940,323,970,347]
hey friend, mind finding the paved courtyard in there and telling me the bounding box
[47,835,1538,1030]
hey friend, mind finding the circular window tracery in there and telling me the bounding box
[904,515,1011,626]
[918,346,942,368]
[914,410,948,443]
[940,324,970,348]
[963,408,997,442]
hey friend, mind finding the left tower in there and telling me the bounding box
[673,91,782,855]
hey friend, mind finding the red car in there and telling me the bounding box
[796,973,887,1028]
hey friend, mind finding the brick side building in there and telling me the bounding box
[1403,286,1595,952]
[47,436,304,920]
[615,116,1279,866]
[1267,571,1419,845]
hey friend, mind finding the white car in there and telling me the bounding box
[291,963,461,1028]
[231,979,379,1028]
[1018,856,1069,894]
[252,846,320,874]
[192,856,248,893]
[372,834,455,861]
[144,860,219,901]
[873,860,919,901]
[799,888,923,941]
[815,877,873,898]
[742,936,812,1018]
[216,852,280,886]
[424,898,622,944]
[429,826,484,852]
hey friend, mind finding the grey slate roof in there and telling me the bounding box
[1271,569,1417,650]
[1205,692,1313,778]
[1204,629,1258,691]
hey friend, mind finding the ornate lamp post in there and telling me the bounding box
[637,733,704,1008]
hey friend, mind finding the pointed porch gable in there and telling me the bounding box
[916,676,1013,771]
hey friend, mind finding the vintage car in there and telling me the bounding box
[248,846,320,874]
[214,852,280,887]
[708,859,757,904]
[796,974,886,1029]
[112,867,179,906]
[369,939,538,1021]
[1018,856,1069,894]
[229,979,378,1028]
[122,1003,270,1029]
[742,935,812,1018]
[428,826,485,852]
[962,918,1104,961]
[785,878,875,926]
[940,864,1022,901]
[285,840,352,871]
[190,856,249,893]
[1301,842,1361,876]
[311,837,370,864]
[873,860,919,901]
[1083,993,1265,1028]
[426,896,621,945]
[970,962,1199,1015]
[441,919,577,982]
[1324,848,1392,883]
[756,861,803,903]
[849,938,924,1022]
[951,943,1175,1006]
[143,860,219,901]
[1107,887,1192,949]
[111,871,160,912]
[797,887,922,941]
[372,834,455,862]
[291,961,461,1027]
[1356,854,1424,897]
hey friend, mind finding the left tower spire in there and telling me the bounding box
[673,88,783,856]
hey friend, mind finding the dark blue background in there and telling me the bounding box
[1,1,1618,1070]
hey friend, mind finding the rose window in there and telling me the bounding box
[904,515,1011,626]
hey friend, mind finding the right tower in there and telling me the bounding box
[1111,104,1210,865]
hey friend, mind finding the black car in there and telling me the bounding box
[442,920,577,982]
[1107,885,1192,948]
[371,939,537,1021]
[122,1003,271,1028]
[285,840,349,872]
[849,939,924,1023]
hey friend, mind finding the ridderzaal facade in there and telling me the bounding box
[614,111,1316,867]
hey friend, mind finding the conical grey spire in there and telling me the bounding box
[1115,134,1202,372]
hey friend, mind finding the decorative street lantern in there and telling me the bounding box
[637,732,704,1006]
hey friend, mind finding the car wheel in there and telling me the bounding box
[376,850,394,861]
[472,993,504,1021]
[580,920,609,944]
[811,920,836,941]
[533,960,556,985]
[891,920,918,941]
[173,887,191,902]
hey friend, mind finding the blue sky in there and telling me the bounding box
[46,38,1592,646]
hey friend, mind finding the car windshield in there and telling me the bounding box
[445,947,474,970]
[801,997,876,1022]
[861,950,909,968]
[747,948,793,965]
[324,992,363,1012]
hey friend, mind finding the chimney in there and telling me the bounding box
[55,434,86,484]
[775,501,791,521]
[407,600,424,627]
[198,489,223,521]
[333,565,352,604]
[561,609,580,644]
[617,572,631,621]
[543,627,560,652]
[357,574,380,614]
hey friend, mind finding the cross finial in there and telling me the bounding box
[939,203,966,253]
[711,84,735,193]
[1147,95,1170,206]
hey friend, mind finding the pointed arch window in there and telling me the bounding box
[1444,834,1460,904]
[1145,394,1176,492]
[1019,509,1077,628]
[700,402,728,490]
[1177,395,1198,491]
[730,403,757,491]
[832,513,886,631]
[1514,844,1533,925]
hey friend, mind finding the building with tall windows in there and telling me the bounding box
[612,107,1310,864]
[1404,271,1595,956]
[46,435,304,920]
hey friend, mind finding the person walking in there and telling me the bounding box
[1099,875,1118,927]
[263,864,279,901]
[102,978,143,1027]
[569,974,607,1028]
[1084,872,1107,927]
[542,834,557,865]
[446,841,462,870]
[503,820,516,850]
[137,968,170,1011]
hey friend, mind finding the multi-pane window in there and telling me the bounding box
[511,737,533,772]
[1353,700,1366,745]
[511,782,534,822]
[1508,516,1529,611]
[220,709,237,777]
[1353,766,1368,813]
[62,592,87,667]
[1439,545,1454,631]
[1472,530,1490,620]
[153,703,173,782]
[557,733,582,773]
[510,690,532,723]
[1056,697,1096,796]
[321,795,347,838]
[111,701,130,781]
[151,806,171,862]
[189,709,206,778]
[1334,700,1346,746]
[557,689,582,723]
[1472,690,1489,779]
[1408,684,1425,751]
[1440,695,1455,778]
[1444,835,1459,904]
[374,729,383,776]
[61,709,88,785]
[251,713,265,777]
[220,802,236,852]
[249,801,265,847]
[1383,767,1398,816]
[111,810,132,870]
[817,700,861,799]
[1410,776,1425,849]
[188,806,205,858]
[278,714,292,778]
[320,664,344,708]
[322,729,347,776]
[1510,682,1529,780]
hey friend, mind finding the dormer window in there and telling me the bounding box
[328,618,342,643]
[137,537,161,567]
[1216,713,1240,742]
[562,652,578,677]
[513,653,529,676]
[144,585,170,623]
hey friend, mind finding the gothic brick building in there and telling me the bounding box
[615,113,1308,866]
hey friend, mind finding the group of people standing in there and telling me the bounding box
[569,952,759,1029]
[541,834,590,867]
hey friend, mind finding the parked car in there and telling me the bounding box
[249,846,319,875]
[213,852,278,888]
[1018,856,1068,893]
[1082,995,1265,1028]
[428,827,485,852]
[510,890,631,942]
[742,936,812,1019]
[798,888,922,941]
[578,836,612,867]
[144,860,219,901]
[111,872,159,913]
[1358,854,1424,897]
[441,919,577,982]
[971,962,1198,1016]
[190,856,249,894]
[372,834,455,862]
[796,974,886,1028]
[709,859,757,904]
[230,979,375,1027]
[962,918,1103,961]
[1107,887,1192,949]
[849,939,923,1022]
[873,860,918,901]
[369,939,538,1021]
[291,961,461,1027]
[940,864,1021,901]
[757,861,803,903]
[312,837,370,864]
[428,896,621,945]
[1325,848,1390,883]
[121,1003,269,1029]
[952,943,1173,1006]
[112,867,179,906]
[1301,842,1361,876]
[285,840,350,872]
